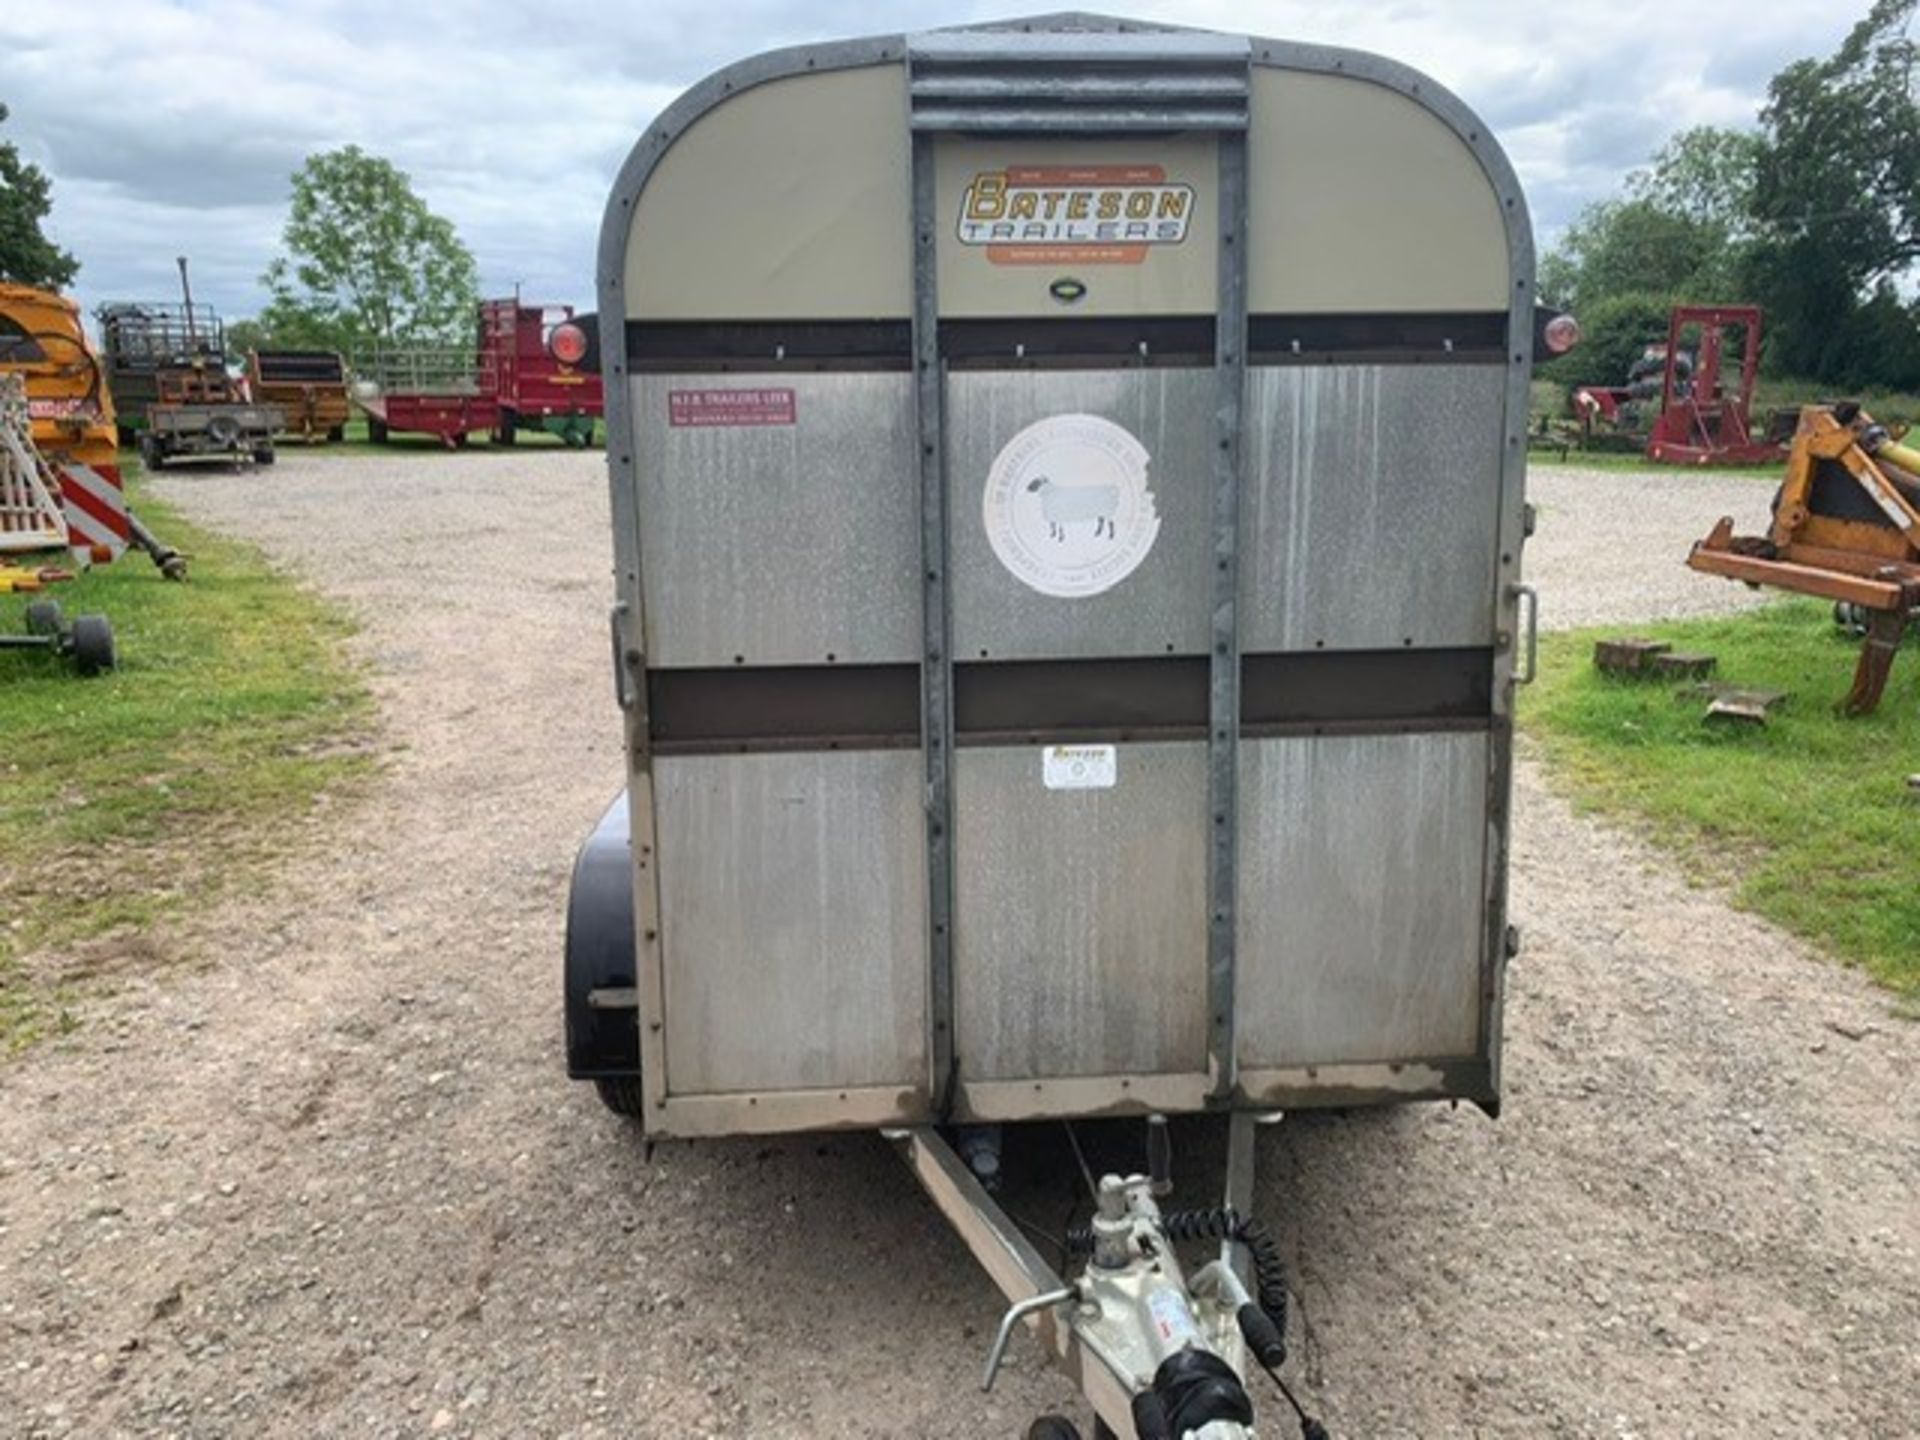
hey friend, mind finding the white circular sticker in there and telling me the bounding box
[982,413,1161,599]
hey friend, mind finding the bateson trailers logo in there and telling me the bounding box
[957,164,1194,266]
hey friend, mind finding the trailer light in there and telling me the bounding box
[1543,313,1580,355]
[550,322,589,365]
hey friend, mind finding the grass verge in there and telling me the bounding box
[1523,599,1919,1002]
[0,467,374,1049]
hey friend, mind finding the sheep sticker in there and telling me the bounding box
[982,413,1161,599]
[1025,474,1119,540]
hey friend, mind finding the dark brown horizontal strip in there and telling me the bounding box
[956,655,1209,740]
[648,664,919,754]
[942,316,1214,365]
[623,313,1515,371]
[1240,648,1492,734]
[647,650,1490,754]
[626,321,912,372]
[1248,311,1506,364]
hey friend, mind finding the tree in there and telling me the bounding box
[1745,0,1920,381]
[0,104,78,289]
[1542,125,1762,312]
[259,146,477,355]
[1539,198,1730,311]
[1626,126,1763,234]
[225,318,271,357]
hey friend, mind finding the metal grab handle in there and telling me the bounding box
[1509,583,1539,685]
[983,1286,1076,1392]
[608,603,635,711]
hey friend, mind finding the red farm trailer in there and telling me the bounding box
[353,300,602,448]
[481,300,602,447]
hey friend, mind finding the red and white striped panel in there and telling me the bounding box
[58,461,129,564]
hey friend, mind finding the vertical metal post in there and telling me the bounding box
[910,129,957,1113]
[1207,125,1250,1100]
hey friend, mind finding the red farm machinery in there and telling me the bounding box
[1569,304,1791,466]
[352,299,603,448]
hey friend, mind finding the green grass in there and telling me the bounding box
[1523,600,1920,1001]
[0,468,374,1048]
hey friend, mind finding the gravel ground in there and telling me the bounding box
[1525,462,1778,629]
[0,453,1913,1439]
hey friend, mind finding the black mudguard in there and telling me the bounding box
[564,791,641,1080]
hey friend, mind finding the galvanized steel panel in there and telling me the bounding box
[953,742,1208,1079]
[1240,365,1504,651]
[635,373,920,666]
[1236,732,1487,1067]
[655,751,927,1094]
[948,369,1213,659]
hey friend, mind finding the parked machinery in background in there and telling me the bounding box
[351,298,603,448]
[98,259,281,469]
[0,372,115,675]
[482,300,603,447]
[1689,402,1920,713]
[0,281,183,581]
[1571,305,1793,466]
[248,348,349,442]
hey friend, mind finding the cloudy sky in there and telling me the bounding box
[1,1,1858,324]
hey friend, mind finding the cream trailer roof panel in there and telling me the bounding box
[613,24,1526,322]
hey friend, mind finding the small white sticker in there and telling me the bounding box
[1147,1287,1200,1346]
[982,413,1161,599]
[1042,744,1117,790]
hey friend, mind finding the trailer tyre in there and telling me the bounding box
[593,1077,645,1119]
[368,418,389,444]
[69,615,116,676]
[24,600,62,636]
[327,425,346,443]
[138,433,163,470]
[253,446,276,466]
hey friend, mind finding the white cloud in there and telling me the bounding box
[0,0,1861,323]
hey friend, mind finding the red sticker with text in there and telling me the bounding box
[667,388,797,428]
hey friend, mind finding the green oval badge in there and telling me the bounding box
[1049,277,1088,305]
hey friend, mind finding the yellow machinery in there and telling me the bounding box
[0,282,186,580]
[1689,402,1920,713]
[0,282,119,476]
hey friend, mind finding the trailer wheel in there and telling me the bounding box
[24,600,63,636]
[327,425,345,443]
[68,615,116,676]
[593,1077,645,1119]
[253,446,276,466]
[368,418,389,444]
[138,433,164,470]
[495,413,517,446]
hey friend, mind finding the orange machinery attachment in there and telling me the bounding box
[0,283,128,564]
[1688,402,1920,714]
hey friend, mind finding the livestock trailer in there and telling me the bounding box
[479,299,604,446]
[566,15,1549,1436]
